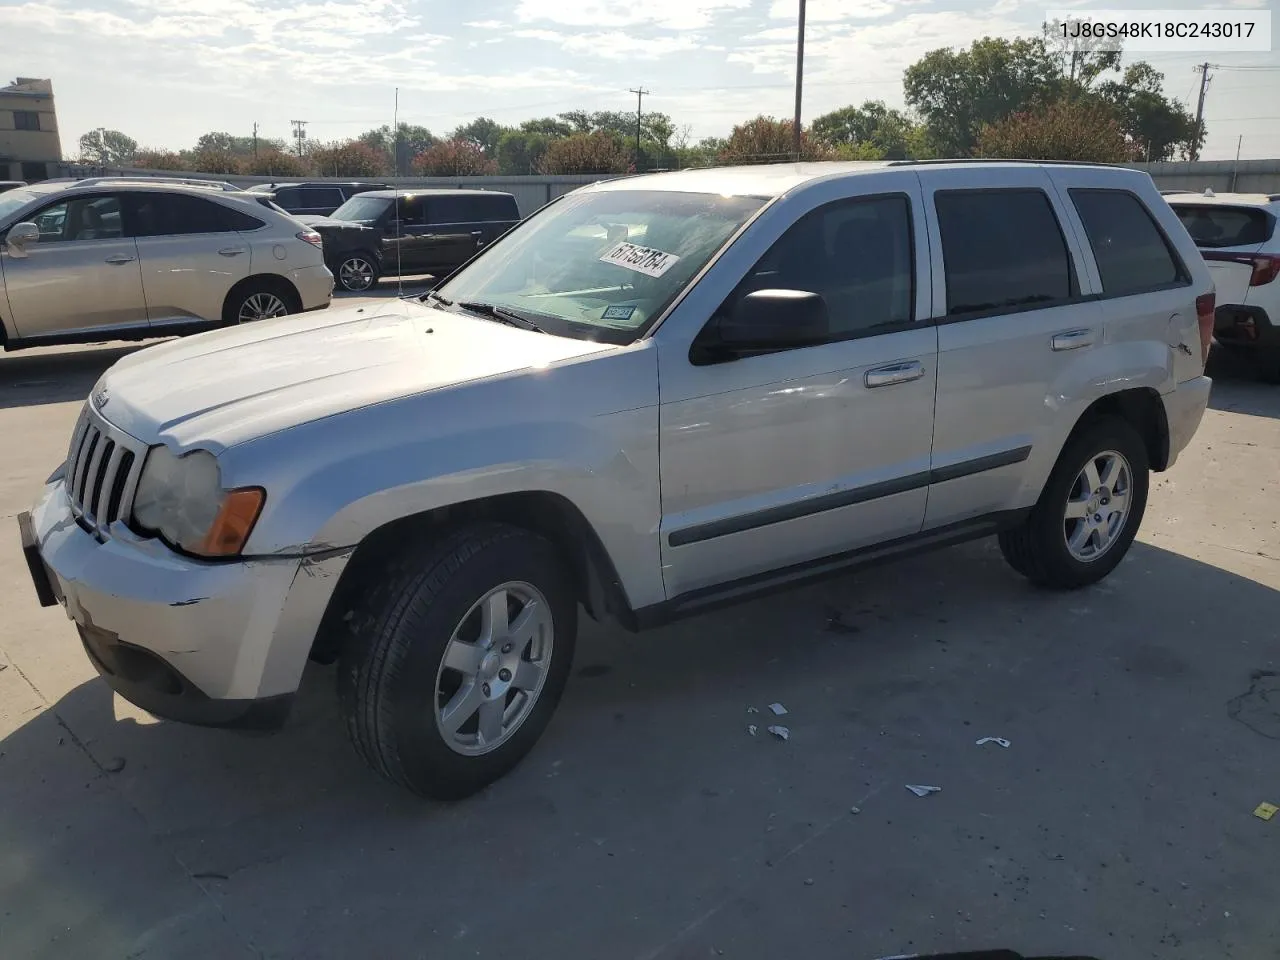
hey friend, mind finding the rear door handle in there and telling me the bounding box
[865,360,925,388]
[104,254,135,265]
[217,247,245,257]
[1051,328,1096,351]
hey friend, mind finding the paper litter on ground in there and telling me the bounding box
[905,784,941,797]
[767,725,790,741]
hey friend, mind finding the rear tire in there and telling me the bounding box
[337,524,577,800]
[223,278,300,325]
[998,417,1149,590]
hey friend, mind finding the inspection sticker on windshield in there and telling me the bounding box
[599,241,680,278]
[601,305,636,321]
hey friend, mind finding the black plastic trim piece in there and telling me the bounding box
[668,445,1031,548]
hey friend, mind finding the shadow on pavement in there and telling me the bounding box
[3,537,1278,960]
[1206,350,1280,419]
[0,344,153,410]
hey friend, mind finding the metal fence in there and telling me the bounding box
[57,159,1280,214]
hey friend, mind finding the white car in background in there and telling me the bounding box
[1167,190,1280,381]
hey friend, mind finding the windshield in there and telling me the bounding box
[436,189,766,343]
[332,195,391,222]
[0,190,39,224]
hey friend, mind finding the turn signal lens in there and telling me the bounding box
[197,488,265,558]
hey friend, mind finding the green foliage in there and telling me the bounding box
[810,101,920,159]
[78,128,138,165]
[309,140,389,177]
[496,130,550,175]
[131,149,185,171]
[450,117,508,155]
[412,138,498,176]
[1095,63,1200,161]
[538,132,631,174]
[718,116,832,163]
[976,98,1135,163]
[245,149,309,177]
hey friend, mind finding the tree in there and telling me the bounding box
[132,149,186,171]
[496,130,550,175]
[538,132,631,174]
[309,140,389,177]
[1042,18,1122,91]
[975,97,1135,163]
[246,149,309,177]
[412,138,498,176]
[904,37,1062,157]
[1096,63,1200,161]
[358,123,436,173]
[717,116,832,163]
[450,117,507,156]
[188,148,244,175]
[810,101,920,159]
[521,117,573,138]
[78,128,138,165]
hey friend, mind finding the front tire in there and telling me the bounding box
[334,253,379,293]
[998,417,1149,590]
[338,524,577,800]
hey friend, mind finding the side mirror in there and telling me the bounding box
[6,222,39,257]
[695,289,829,363]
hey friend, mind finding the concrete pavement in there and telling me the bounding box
[1,302,1277,960]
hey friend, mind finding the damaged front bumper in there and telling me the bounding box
[19,479,347,730]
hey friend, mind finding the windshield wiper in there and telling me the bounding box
[456,301,546,334]
[424,289,453,306]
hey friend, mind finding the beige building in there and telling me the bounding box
[0,78,61,182]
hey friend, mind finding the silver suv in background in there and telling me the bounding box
[20,161,1214,800]
[0,177,332,350]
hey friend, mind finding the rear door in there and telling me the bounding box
[297,186,345,216]
[127,192,256,326]
[1,191,147,338]
[920,166,1103,529]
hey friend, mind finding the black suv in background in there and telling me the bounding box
[0,180,27,193]
[246,181,387,217]
[300,189,521,291]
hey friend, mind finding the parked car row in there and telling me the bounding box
[21,160,1216,799]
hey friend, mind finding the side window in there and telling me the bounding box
[427,194,476,224]
[727,194,915,339]
[127,194,263,236]
[484,194,519,221]
[31,195,124,242]
[273,187,302,208]
[396,197,429,226]
[1070,189,1186,296]
[300,187,343,208]
[935,189,1077,317]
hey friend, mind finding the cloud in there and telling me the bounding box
[511,29,700,59]
[514,0,749,30]
[767,0,901,21]
[465,19,506,28]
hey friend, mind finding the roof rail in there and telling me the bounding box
[1269,194,1280,203]
[886,158,1124,168]
[74,175,240,191]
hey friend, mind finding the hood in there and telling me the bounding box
[297,215,370,231]
[95,299,616,450]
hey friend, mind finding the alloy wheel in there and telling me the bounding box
[238,292,288,323]
[1063,449,1132,562]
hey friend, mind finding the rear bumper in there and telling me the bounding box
[1214,304,1279,349]
[1161,375,1212,470]
[292,263,334,311]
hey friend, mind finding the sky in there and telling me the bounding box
[1,0,1277,161]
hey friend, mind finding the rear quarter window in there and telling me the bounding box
[1070,189,1187,297]
[1171,203,1274,248]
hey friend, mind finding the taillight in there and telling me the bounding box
[1249,254,1280,286]
[1195,292,1215,366]
[297,230,323,247]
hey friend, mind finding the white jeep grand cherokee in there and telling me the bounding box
[20,161,1215,799]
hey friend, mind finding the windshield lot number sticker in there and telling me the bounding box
[602,305,636,321]
[600,241,681,278]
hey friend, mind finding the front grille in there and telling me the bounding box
[64,404,147,537]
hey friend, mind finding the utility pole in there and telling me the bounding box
[793,0,807,159]
[1231,134,1243,191]
[290,119,307,159]
[252,122,259,160]
[629,87,649,172]
[1191,63,1213,162]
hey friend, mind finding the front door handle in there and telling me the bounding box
[865,360,925,388]
[217,247,245,257]
[1051,328,1096,351]
[104,254,135,265]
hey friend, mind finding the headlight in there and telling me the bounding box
[132,447,265,558]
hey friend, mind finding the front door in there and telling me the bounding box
[379,196,434,276]
[1,192,147,339]
[657,180,938,598]
[918,166,1103,529]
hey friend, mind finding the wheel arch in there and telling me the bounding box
[307,490,636,665]
[1067,386,1170,472]
[221,273,303,324]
